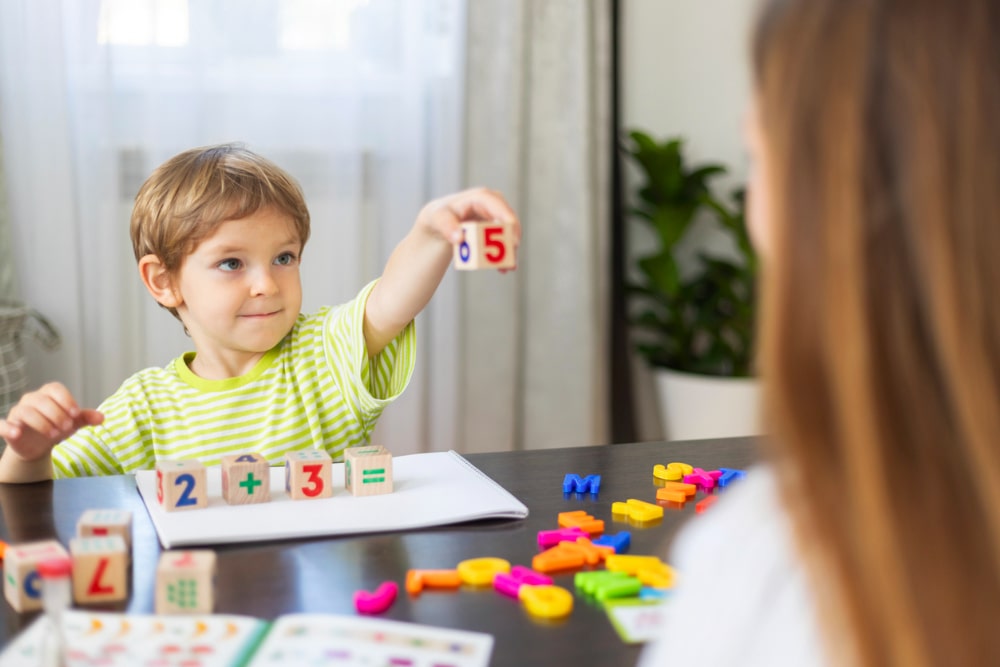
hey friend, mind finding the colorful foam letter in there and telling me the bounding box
[354,581,398,615]
[562,473,601,495]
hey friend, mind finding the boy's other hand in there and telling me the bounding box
[416,187,521,270]
[0,382,104,462]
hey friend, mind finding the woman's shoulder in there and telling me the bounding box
[640,466,829,666]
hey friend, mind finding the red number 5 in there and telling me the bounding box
[483,226,506,263]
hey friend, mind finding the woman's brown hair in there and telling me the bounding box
[754,0,1000,664]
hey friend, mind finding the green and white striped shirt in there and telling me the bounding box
[52,281,415,478]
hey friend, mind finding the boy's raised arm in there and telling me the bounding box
[0,382,104,483]
[363,188,520,357]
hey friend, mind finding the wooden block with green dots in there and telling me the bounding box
[220,453,271,505]
[343,445,394,496]
[155,550,216,614]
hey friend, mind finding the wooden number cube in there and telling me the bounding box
[155,550,216,614]
[285,449,333,500]
[3,540,69,612]
[344,445,393,496]
[156,460,208,512]
[77,509,133,550]
[453,220,517,270]
[69,536,128,604]
[221,453,270,505]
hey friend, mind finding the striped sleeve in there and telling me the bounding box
[323,279,417,435]
[51,389,146,478]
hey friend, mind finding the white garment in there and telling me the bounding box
[638,467,831,667]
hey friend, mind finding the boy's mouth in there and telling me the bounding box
[240,310,281,319]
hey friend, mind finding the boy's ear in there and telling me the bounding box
[138,254,182,308]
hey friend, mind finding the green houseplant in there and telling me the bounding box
[623,130,757,378]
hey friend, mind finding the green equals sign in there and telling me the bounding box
[362,467,386,484]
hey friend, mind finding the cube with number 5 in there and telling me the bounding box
[453,220,517,270]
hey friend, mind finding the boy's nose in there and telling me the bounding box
[250,269,280,296]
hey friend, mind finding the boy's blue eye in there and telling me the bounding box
[275,252,297,266]
[218,258,242,271]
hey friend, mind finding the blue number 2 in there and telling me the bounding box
[175,473,197,507]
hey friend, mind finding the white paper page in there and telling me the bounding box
[247,614,493,667]
[136,451,528,548]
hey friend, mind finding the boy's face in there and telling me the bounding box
[171,207,303,376]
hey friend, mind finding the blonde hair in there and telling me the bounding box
[130,143,311,318]
[754,0,1000,664]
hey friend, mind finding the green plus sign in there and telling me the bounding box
[240,472,262,494]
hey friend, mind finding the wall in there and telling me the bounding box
[621,0,756,189]
[620,0,759,440]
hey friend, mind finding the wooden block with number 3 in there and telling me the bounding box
[221,453,271,505]
[156,460,208,512]
[285,449,333,500]
[70,536,128,604]
[155,550,216,614]
[453,220,516,270]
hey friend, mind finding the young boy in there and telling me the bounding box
[0,144,519,483]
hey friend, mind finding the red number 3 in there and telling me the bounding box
[301,464,325,497]
[483,226,506,263]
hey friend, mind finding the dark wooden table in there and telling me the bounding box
[0,437,759,664]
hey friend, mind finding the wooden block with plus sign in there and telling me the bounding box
[77,509,133,551]
[3,539,69,612]
[156,459,208,512]
[285,449,333,500]
[155,550,216,614]
[453,220,517,270]
[344,445,393,496]
[221,452,270,505]
[69,536,128,605]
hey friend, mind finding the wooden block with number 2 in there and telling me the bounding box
[285,449,333,500]
[156,460,208,512]
[453,220,516,270]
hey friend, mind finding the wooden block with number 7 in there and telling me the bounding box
[285,449,333,500]
[70,536,128,604]
[156,460,208,512]
[453,220,516,270]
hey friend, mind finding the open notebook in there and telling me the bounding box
[135,450,529,548]
[0,610,494,667]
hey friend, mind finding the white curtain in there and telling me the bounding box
[459,0,612,451]
[0,0,465,456]
[0,0,612,456]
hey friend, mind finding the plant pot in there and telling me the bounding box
[654,367,762,441]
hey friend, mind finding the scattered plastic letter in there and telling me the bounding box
[519,584,573,619]
[354,581,398,615]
